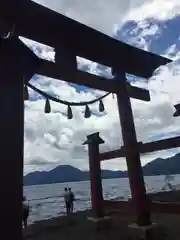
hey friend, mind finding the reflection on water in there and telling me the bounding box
[24,175,180,224]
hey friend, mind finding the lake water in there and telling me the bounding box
[24,175,180,224]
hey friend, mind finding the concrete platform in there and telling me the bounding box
[128,222,163,240]
[87,216,112,231]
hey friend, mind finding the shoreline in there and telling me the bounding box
[27,189,180,225]
[24,190,180,239]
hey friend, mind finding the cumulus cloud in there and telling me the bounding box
[24,0,180,174]
[33,0,155,35]
[121,0,180,23]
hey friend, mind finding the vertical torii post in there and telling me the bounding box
[0,73,24,239]
[83,132,104,219]
[0,34,36,240]
[113,70,151,226]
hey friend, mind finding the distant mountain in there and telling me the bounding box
[24,165,127,186]
[143,153,180,176]
[24,152,180,186]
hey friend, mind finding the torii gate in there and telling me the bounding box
[0,0,175,239]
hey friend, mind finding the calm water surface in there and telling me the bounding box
[24,175,180,224]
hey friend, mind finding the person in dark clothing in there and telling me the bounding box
[64,188,71,215]
[68,188,75,213]
[22,196,30,229]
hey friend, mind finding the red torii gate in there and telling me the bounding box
[84,134,180,220]
[0,0,175,239]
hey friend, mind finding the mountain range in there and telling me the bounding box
[24,152,180,186]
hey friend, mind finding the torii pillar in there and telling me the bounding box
[0,68,24,237]
[114,70,151,226]
[0,33,39,239]
[83,132,104,219]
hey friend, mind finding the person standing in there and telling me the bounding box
[22,196,30,229]
[68,188,75,213]
[63,188,71,215]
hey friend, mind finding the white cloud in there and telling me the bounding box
[121,0,180,23]
[33,0,155,35]
[24,0,180,174]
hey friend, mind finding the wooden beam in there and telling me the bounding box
[127,83,150,102]
[100,136,180,161]
[0,37,39,82]
[37,59,150,101]
[0,37,150,101]
[139,136,180,153]
[100,149,124,161]
[0,0,171,79]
